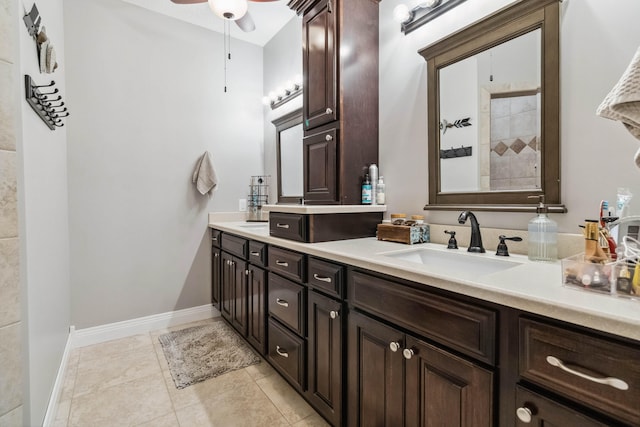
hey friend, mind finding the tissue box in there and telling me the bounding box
[377,223,430,244]
[562,253,640,300]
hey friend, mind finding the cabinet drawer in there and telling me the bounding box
[210,229,221,247]
[268,318,305,392]
[270,213,308,242]
[248,241,267,267]
[308,257,344,298]
[269,246,306,282]
[221,233,248,259]
[268,273,305,336]
[349,270,496,365]
[515,386,609,426]
[519,318,640,426]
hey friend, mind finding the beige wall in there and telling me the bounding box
[0,0,23,424]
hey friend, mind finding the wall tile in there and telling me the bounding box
[0,150,17,238]
[0,0,14,63]
[0,238,19,327]
[0,405,22,427]
[0,62,16,151]
[0,323,23,415]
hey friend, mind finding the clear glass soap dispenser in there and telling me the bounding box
[528,195,558,261]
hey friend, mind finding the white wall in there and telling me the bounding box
[64,0,264,328]
[379,0,640,232]
[16,0,71,424]
[263,16,303,204]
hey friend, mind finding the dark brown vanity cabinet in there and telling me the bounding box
[306,256,345,427]
[217,231,267,355]
[211,246,221,308]
[348,270,495,427]
[289,0,379,204]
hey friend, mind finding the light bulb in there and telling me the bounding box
[393,4,411,23]
[208,0,248,21]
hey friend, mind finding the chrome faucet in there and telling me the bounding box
[457,211,485,253]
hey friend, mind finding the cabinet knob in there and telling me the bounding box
[402,348,415,360]
[325,107,333,115]
[515,406,533,423]
[245,269,250,276]
[330,310,339,319]
[325,134,333,141]
[214,253,218,258]
[276,345,289,358]
[389,341,401,352]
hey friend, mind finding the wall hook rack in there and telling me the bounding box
[24,74,69,130]
[440,145,472,159]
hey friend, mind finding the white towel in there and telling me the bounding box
[192,151,218,195]
[596,46,640,168]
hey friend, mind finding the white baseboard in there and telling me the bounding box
[43,305,219,426]
[42,326,75,427]
[71,304,220,349]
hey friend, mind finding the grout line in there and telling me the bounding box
[148,328,180,421]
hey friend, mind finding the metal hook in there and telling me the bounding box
[32,80,55,88]
[37,87,59,96]
[38,94,61,103]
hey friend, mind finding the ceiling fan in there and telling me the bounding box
[170,0,278,32]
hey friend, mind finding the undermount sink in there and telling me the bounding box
[381,247,522,279]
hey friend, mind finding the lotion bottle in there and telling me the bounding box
[527,195,558,261]
[361,174,372,205]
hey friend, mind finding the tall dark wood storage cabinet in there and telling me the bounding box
[289,0,379,204]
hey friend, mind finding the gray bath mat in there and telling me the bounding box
[158,320,260,389]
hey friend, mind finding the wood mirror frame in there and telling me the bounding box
[419,0,566,213]
[273,107,303,204]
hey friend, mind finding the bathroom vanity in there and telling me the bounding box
[209,220,640,427]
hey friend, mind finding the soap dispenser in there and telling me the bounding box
[527,195,558,261]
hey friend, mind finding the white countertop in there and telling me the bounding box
[262,204,387,214]
[208,220,640,341]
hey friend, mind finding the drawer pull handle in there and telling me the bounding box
[212,237,218,241]
[546,355,629,391]
[275,260,289,267]
[402,348,415,360]
[325,134,333,141]
[276,298,289,308]
[276,345,289,358]
[389,341,401,352]
[515,406,533,423]
[330,310,339,319]
[276,223,290,229]
[313,274,332,283]
[250,251,261,257]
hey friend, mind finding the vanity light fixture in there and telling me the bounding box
[208,0,248,20]
[394,0,467,35]
[262,75,303,109]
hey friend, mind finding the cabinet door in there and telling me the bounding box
[307,291,343,427]
[303,0,337,131]
[231,256,248,336]
[220,252,234,323]
[405,336,494,427]
[212,247,221,309]
[348,311,404,427]
[515,386,609,427]
[303,128,338,203]
[247,264,266,355]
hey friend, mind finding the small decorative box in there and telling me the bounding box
[376,224,430,245]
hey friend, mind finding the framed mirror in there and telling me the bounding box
[419,0,566,212]
[273,108,303,203]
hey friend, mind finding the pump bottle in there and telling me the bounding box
[528,195,558,261]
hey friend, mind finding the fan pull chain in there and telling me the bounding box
[223,20,230,92]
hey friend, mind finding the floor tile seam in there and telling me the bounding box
[71,367,168,400]
[253,376,296,425]
[148,330,181,417]
[0,403,22,419]
[130,409,178,427]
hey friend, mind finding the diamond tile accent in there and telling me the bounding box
[528,136,538,151]
[510,138,527,154]
[493,141,508,156]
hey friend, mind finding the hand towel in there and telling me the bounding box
[192,151,218,195]
[596,46,640,168]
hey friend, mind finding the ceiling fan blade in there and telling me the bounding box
[170,0,206,4]
[235,11,256,32]
[248,0,280,2]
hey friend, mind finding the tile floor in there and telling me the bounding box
[53,318,329,427]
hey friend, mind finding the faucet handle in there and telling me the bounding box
[444,230,458,249]
[496,235,523,257]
